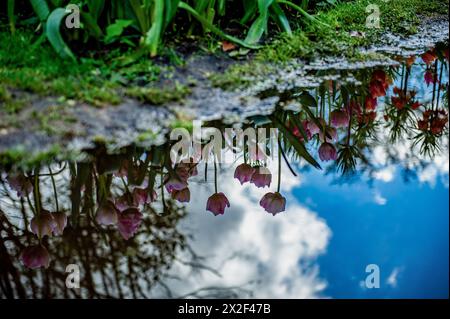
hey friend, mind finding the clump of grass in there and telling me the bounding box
[0,30,161,106]
[213,0,448,89]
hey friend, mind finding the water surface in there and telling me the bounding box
[0,47,448,298]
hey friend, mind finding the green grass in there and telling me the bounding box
[212,0,448,88]
[0,31,163,107]
[0,0,447,105]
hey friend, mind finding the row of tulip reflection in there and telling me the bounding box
[0,46,448,280]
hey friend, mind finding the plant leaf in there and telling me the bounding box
[30,0,50,21]
[45,8,76,60]
[270,115,322,169]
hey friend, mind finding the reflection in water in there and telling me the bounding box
[0,45,448,298]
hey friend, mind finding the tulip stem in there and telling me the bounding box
[277,137,282,193]
[121,176,131,194]
[277,137,297,177]
[25,193,36,216]
[33,168,41,215]
[436,62,443,110]
[160,173,166,210]
[214,158,218,194]
[48,165,59,213]
[431,61,438,109]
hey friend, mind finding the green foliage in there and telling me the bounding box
[0,31,160,106]
[2,0,333,58]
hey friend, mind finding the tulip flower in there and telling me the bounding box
[96,200,119,226]
[421,50,437,65]
[132,187,157,205]
[115,192,135,211]
[30,211,56,238]
[234,163,256,185]
[365,96,377,111]
[20,245,50,269]
[206,192,230,216]
[307,119,326,136]
[164,174,188,193]
[52,212,67,236]
[405,55,415,67]
[319,126,337,143]
[424,70,435,86]
[171,187,190,203]
[250,167,272,188]
[260,192,286,216]
[6,174,33,197]
[318,142,337,161]
[117,208,143,240]
[330,110,350,128]
[418,120,428,131]
[177,160,198,177]
[369,70,390,98]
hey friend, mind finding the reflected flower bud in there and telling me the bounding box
[206,192,230,216]
[171,187,190,203]
[30,211,56,239]
[234,163,256,185]
[260,192,286,216]
[318,142,337,161]
[117,208,143,240]
[52,212,67,236]
[20,245,50,269]
[96,200,119,226]
[250,167,272,188]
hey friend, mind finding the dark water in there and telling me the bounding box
[0,45,448,299]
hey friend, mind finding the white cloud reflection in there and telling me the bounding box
[161,161,332,298]
[371,131,449,188]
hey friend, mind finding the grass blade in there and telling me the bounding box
[178,1,260,49]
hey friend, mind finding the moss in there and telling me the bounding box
[169,119,194,132]
[0,144,62,170]
[126,83,191,105]
[0,85,11,102]
[137,131,159,144]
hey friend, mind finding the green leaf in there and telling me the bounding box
[244,0,274,45]
[81,12,104,39]
[30,0,50,21]
[270,115,322,169]
[289,113,309,142]
[8,0,15,33]
[105,19,133,43]
[128,0,149,33]
[178,1,260,49]
[299,92,318,108]
[87,0,105,20]
[164,0,181,28]
[145,0,164,56]
[270,2,292,35]
[45,8,76,60]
